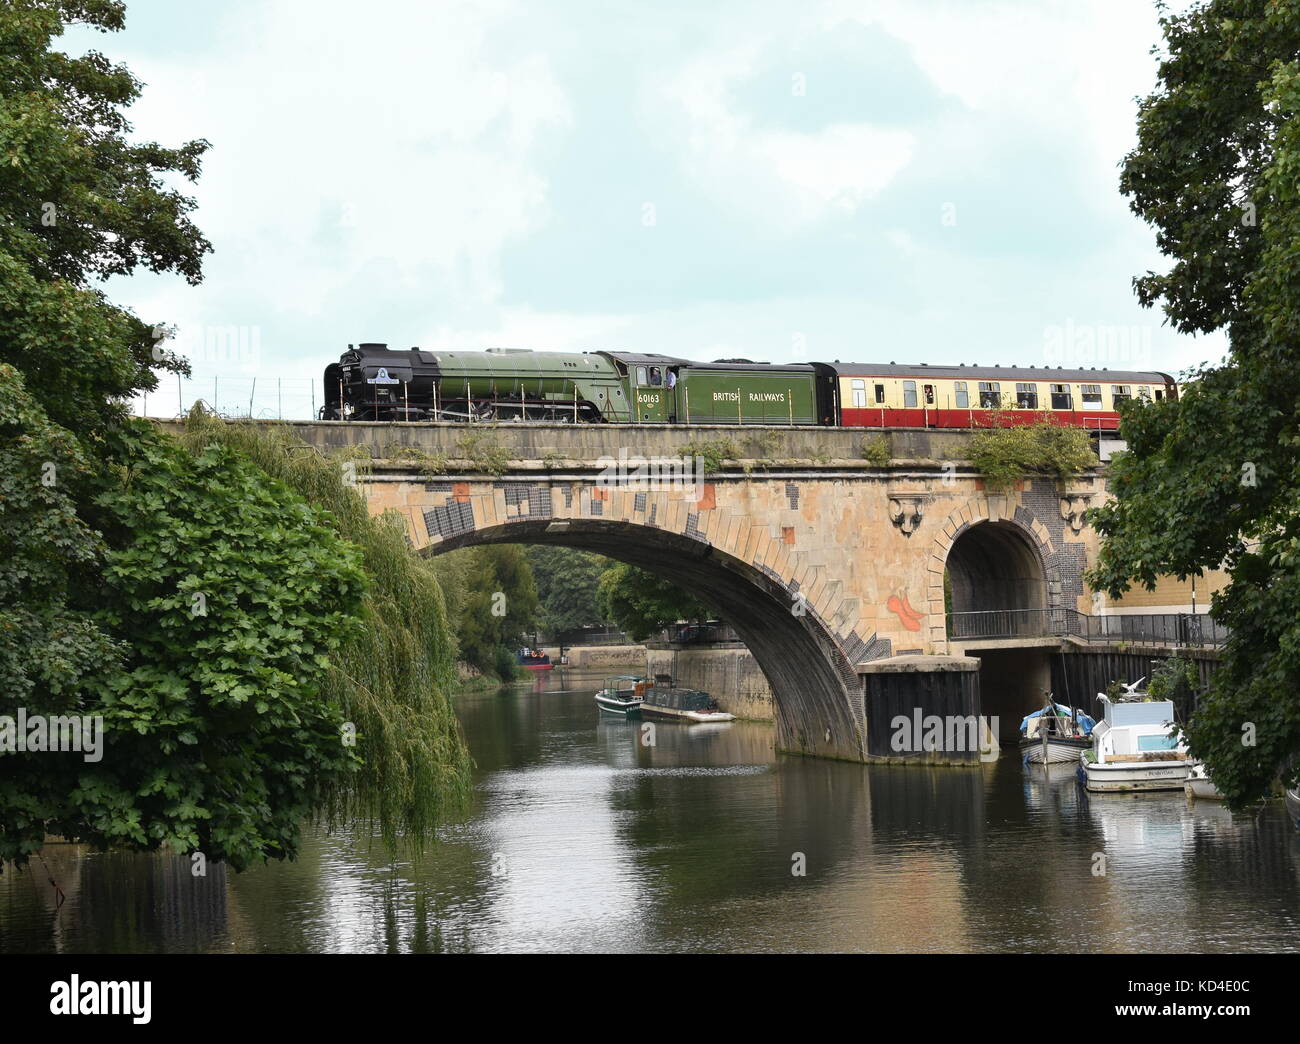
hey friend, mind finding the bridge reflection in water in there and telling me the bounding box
[3,669,1296,954]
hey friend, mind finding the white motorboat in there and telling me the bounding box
[1285,784,1300,830]
[1079,687,1192,793]
[1184,762,1224,800]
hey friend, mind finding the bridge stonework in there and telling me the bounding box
[337,423,1107,765]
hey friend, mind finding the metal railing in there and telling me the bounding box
[550,626,634,647]
[132,375,319,421]
[945,608,1228,648]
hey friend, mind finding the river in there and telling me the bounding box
[3,668,1298,953]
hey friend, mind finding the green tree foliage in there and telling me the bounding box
[1087,0,1300,805]
[968,413,1096,492]
[526,545,611,636]
[2,419,366,869]
[597,562,713,642]
[438,545,539,677]
[0,365,121,704]
[177,415,474,855]
[1148,654,1202,708]
[0,0,210,434]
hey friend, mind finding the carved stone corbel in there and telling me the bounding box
[888,494,925,537]
[1059,492,1093,534]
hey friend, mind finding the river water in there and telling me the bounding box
[3,668,1298,953]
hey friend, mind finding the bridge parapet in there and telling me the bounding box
[218,420,1012,471]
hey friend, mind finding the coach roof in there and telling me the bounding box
[824,362,1175,384]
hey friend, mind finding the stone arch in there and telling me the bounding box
[425,517,866,762]
[948,522,1047,613]
[925,499,1059,650]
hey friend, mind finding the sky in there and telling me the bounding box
[65,0,1228,417]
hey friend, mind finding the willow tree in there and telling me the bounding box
[1086,0,1300,805]
[176,414,473,854]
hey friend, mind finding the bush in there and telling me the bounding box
[969,413,1096,491]
[861,435,890,466]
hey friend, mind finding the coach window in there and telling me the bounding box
[1015,383,1038,409]
[1137,386,1151,400]
[851,378,867,408]
[954,381,969,409]
[978,381,1001,408]
[903,380,918,408]
[1154,388,1164,401]
[1112,385,1131,403]
[874,383,886,404]
[1081,384,1102,410]
[1050,383,1073,409]
[924,384,935,404]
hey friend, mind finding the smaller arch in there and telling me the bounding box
[945,520,1048,616]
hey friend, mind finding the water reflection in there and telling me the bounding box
[2,668,1297,952]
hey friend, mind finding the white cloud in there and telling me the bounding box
[420,308,633,351]
[105,0,572,317]
[659,36,914,227]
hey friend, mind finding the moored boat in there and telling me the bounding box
[1285,785,1300,830]
[517,647,553,670]
[594,676,645,717]
[1019,699,1095,764]
[1079,690,1192,793]
[1184,762,1224,801]
[638,684,735,724]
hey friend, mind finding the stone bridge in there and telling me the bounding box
[267,420,1132,764]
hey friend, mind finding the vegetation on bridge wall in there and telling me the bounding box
[968,413,1096,492]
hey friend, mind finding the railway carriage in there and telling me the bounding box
[827,363,1178,432]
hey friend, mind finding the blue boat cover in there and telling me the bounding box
[1019,703,1096,736]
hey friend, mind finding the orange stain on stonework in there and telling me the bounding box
[886,592,925,632]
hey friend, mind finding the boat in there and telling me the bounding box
[1018,698,1095,764]
[638,684,735,724]
[594,676,645,717]
[1285,785,1300,830]
[1079,684,1192,793]
[517,647,553,671]
[1184,762,1224,800]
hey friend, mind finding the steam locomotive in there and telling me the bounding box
[322,343,1178,431]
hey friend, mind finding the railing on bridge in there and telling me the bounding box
[550,626,634,647]
[945,609,1228,648]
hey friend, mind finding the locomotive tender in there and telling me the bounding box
[323,343,1177,431]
